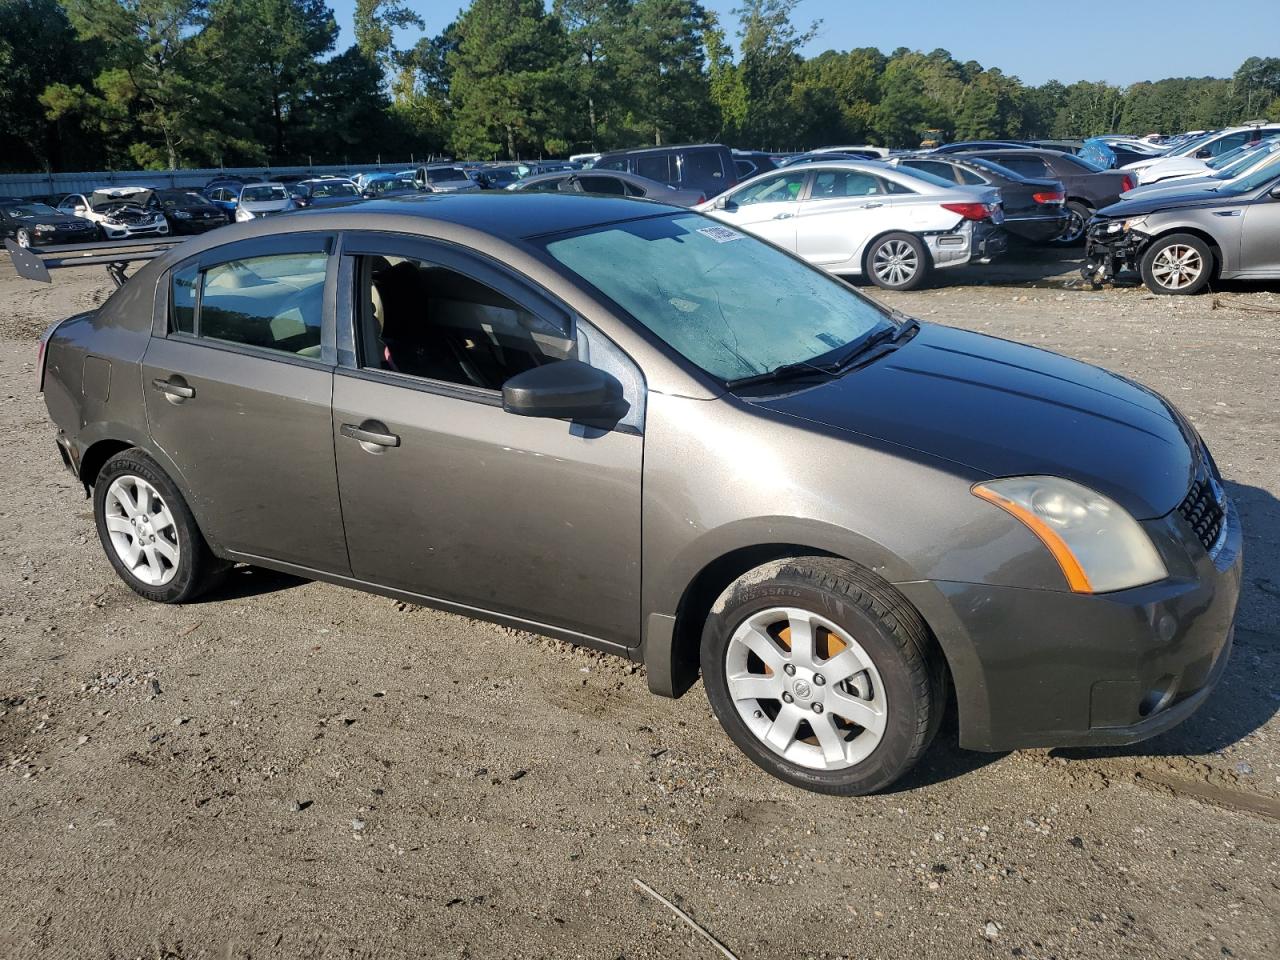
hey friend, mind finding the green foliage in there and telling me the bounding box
[3,0,1277,173]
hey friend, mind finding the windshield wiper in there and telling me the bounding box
[724,359,837,390]
[821,315,919,374]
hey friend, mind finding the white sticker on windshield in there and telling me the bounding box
[697,225,745,243]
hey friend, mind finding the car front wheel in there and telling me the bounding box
[701,558,946,795]
[865,233,930,291]
[94,449,226,603]
[1140,233,1213,295]
[15,228,31,248]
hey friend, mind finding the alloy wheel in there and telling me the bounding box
[871,239,919,287]
[103,475,181,587]
[1057,208,1086,244]
[1150,244,1204,290]
[725,606,888,771]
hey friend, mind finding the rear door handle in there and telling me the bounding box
[152,377,195,400]
[341,421,401,448]
[862,201,884,209]
[772,212,794,220]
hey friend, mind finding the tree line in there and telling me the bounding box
[2,0,1279,173]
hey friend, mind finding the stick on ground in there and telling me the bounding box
[633,878,740,960]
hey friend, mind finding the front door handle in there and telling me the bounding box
[862,201,884,209]
[341,421,401,449]
[772,212,794,220]
[152,377,195,400]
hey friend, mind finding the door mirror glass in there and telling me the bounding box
[1195,149,1212,159]
[502,359,626,423]
[1271,184,1280,199]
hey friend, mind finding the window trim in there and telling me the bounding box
[334,231,579,403]
[152,231,338,367]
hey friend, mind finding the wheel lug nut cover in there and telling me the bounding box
[812,703,823,714]
[782,692,793,703]
[783,663,796,676]
[813,674,825,686]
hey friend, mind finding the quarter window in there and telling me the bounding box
[355,256,574,391]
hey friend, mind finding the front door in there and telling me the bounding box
[710,171,807,251]
[1238,190,1280,275]
[331,236,644,647]
[796,169,913,269]
[141,233,348,571]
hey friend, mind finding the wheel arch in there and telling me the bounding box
[645,537,961,719]
[861,229,932,277]
[1142,226,1223,276]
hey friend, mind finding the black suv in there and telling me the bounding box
[592,144,736,198]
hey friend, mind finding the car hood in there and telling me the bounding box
[752,323,1194,519]
[18,212,93,226]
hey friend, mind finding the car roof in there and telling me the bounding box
[597,143,727,157]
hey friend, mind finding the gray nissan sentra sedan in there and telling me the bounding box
[16,193,1241,795]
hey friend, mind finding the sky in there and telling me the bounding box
[328,0,1268,88]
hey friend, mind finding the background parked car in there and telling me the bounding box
[287,178,363,208]
[415,165,481,193]
[1124,124,1280,183]
[1120,141,1280,200]
[57,188,170,239]
[889,154,1069,243]
[150,189,228,234]
[1078,136,1168,169]
[1126,134,1280,186]
[592,143,736,198]
[510,170,706,206]
[948,147,1133,244]
[932,140,1030,154]
[699,160,1005,290]
[0,199,98,246]
[473,166,523,189]
[1085,164,1280,294]
[234,182,293,221]
[359,173,422,199]
[731,150,783,180]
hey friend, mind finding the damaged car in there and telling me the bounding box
[57,188,170,240]
[1084,161,1280,294]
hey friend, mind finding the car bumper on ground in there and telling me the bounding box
[898,496,1242,753]
[929,219,1008,269]
[1003,211,1071,244]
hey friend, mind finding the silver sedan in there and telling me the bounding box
[696,160,1007,290]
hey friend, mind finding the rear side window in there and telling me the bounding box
[577,175,628,196]
[168,251,328,358]
[596,157,628,172]
[680,150,726,187]
[901,160,959,183]
[635,154,673,182]
[995,155,1051,178]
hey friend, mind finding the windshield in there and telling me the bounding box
[1172,131,1218,157]
[1216,155,1280,195]
[307,180,358,198]
[159,192,205,207]
[370,176,416,193]
[242,185,288,202]
[426,167,466,182]
[91,191,149,209]
[3,203,60,219]
[540,213,889,382]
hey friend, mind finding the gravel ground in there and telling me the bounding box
[0,249,1278,960]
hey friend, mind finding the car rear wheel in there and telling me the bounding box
[701,558,946,795]
[1050,200,1092,245]
[94,449,226,603]
[865,233,930,291]
[14,228,31,248]
[1140,233,1213,295]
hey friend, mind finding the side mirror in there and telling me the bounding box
[362,189,376,199]
[1194,148,1212,159]
[713,194,734,210]
[502,359,626,422]
[1271,184,1280,199]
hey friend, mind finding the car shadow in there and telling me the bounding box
[199,564,309,602]
[1053,479,1280,763]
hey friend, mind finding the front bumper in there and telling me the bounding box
[1082,222,1148,283]
[32,226,99,244]
[100,221,170,239]
[169,215,227,234]
[898,497,1242,752]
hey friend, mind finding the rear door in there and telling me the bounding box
[142,232,348,571]
[1238,187,1280,274]
[329,234,645,646]
[711,170,807,250]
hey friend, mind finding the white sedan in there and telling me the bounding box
[56,188,170,240]
[697,160,1006,290]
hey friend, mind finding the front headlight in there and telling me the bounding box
[1122,216,1149,234]
[972,476,1167,593]
[235,208,253,221]
[34,223,57,232]
[173,210,191,219]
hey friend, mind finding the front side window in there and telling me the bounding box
[733,171,807,205]
[169,252,327,356]
[355,256,573,391]
[810,170,892,199]
[541,213,888,383]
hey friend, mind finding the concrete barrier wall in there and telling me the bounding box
[0,161,426,199]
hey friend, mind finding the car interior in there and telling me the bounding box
[356,256,574,391]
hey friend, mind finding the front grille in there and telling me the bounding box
[1178,466,1225,553]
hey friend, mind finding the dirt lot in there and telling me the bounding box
[0,249,1278,960]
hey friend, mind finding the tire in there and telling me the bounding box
[701,557,946,795]
[865,233,930,291]
[1050,200,1091,246]
[14,228,31,248]
[93,448,225,603]
[1140,233,1213,295]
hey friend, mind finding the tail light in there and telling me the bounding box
[696,194,706,204]
[941,201,995,221]
[1032,190,1064,204]
[1121,175,1134,192]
